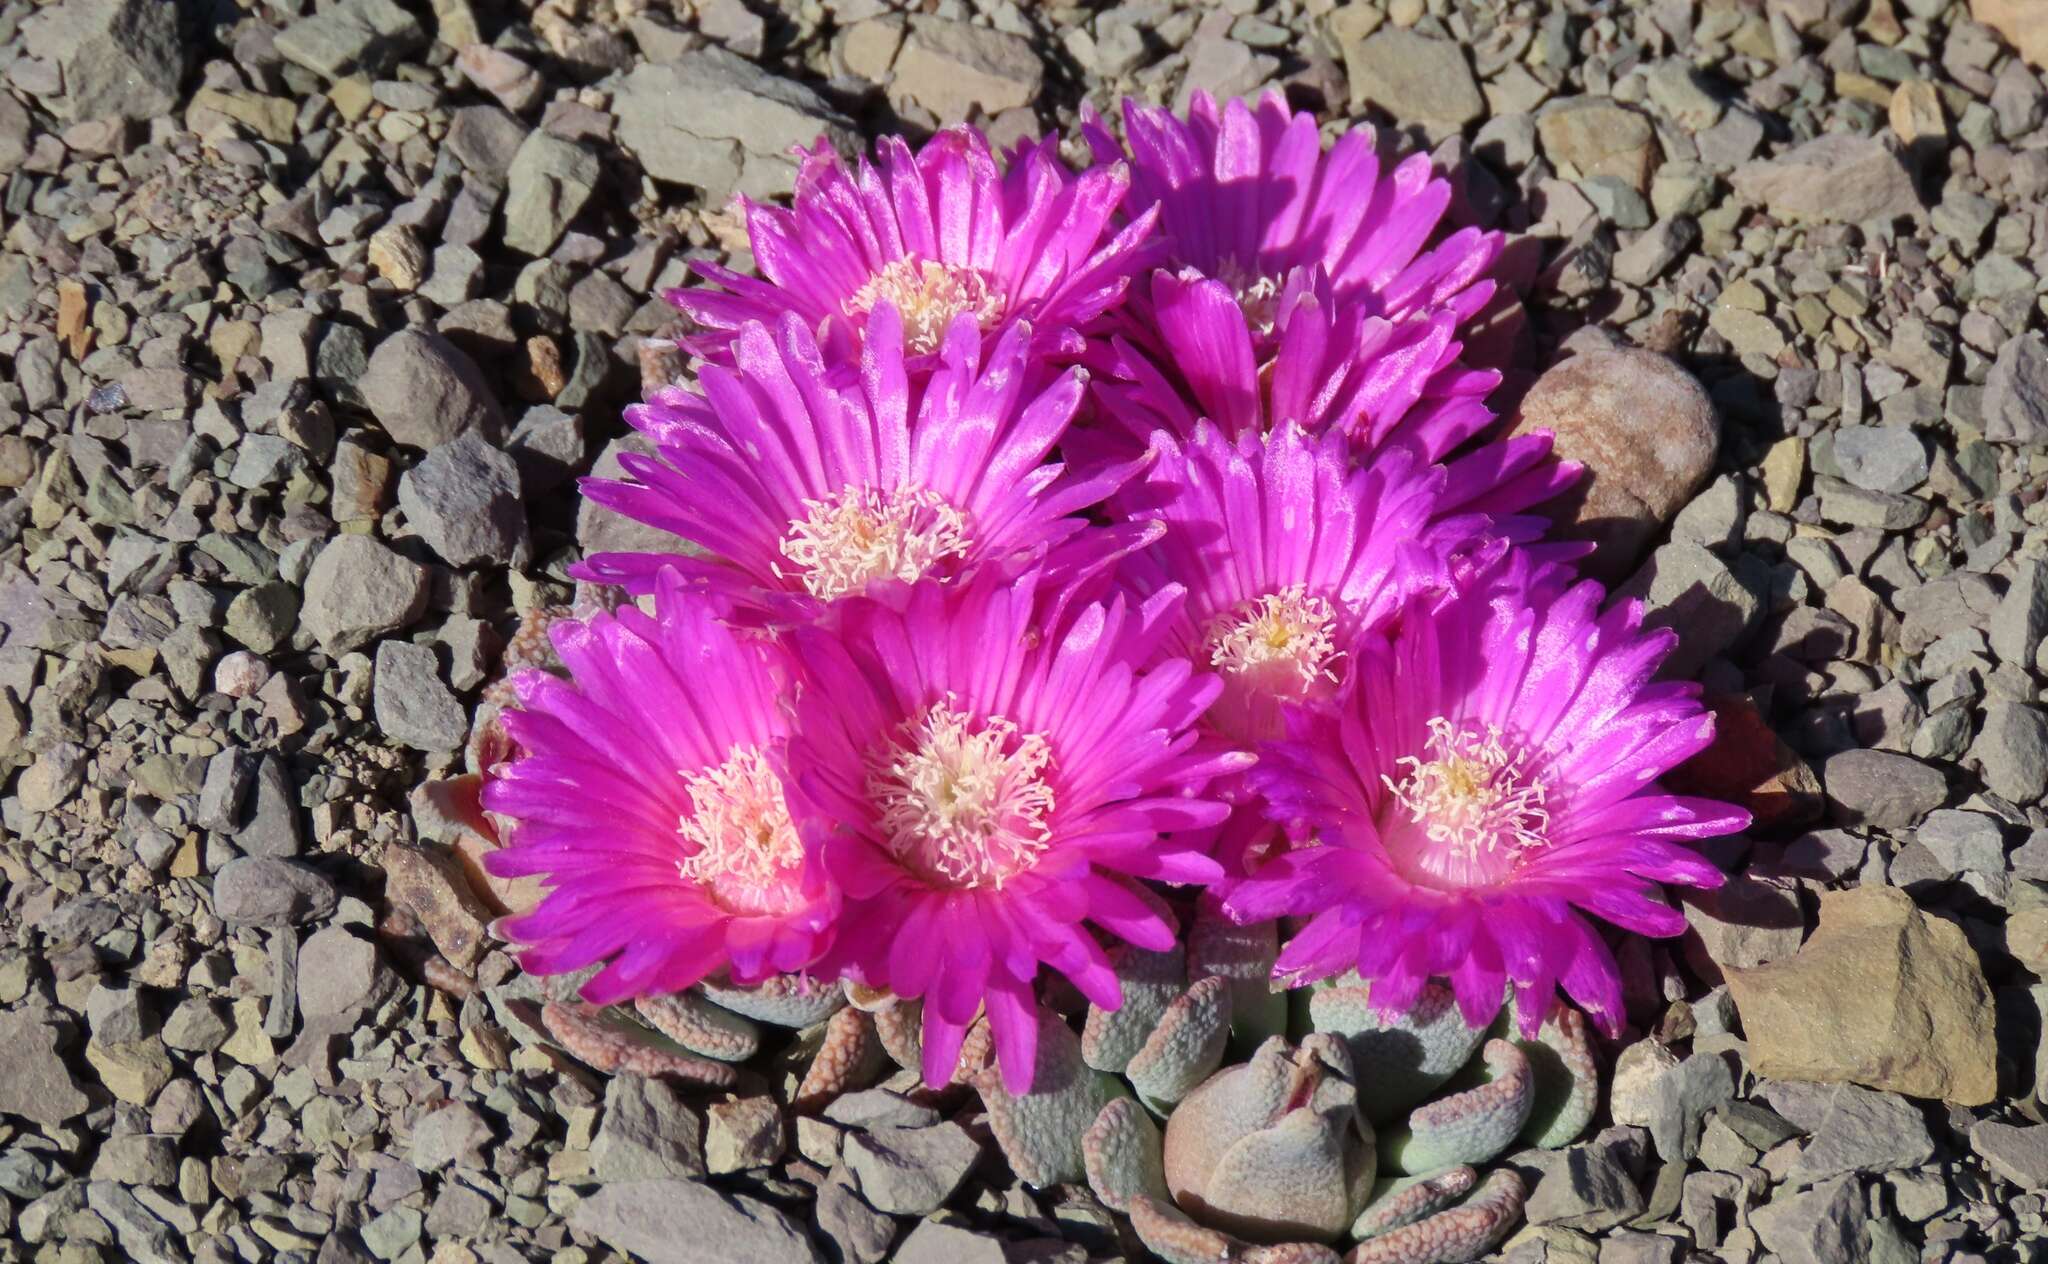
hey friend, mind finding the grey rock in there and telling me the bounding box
[396,434,529,569]
[161,998,231,1053]
[0,1009,92,1126]
[1822,749,1946,827]
[1971,1120,2048,1189]
[1620,542,1767,677]
[411,1101,492,1172]
[504,131,600,257]
[0,93,28,176]
[213,856,339,926]
[1731,133,1919,224]
[1972,703,2048,804]
[578,435,704,560]
[17,742,89,813]
[301,535,430,654]
[1991,560,2048,668]
[195,747,256,832]
[86,983,154,1046]
[1814,475,1928,530]
[1681,876,1803,983]
[844,1121,983,1215]
[233,754,303,857]
[893,1221,1046,1264]
[1342,28,1484,125]
[1914,809,2005,876]
[360,330,505,450]
[21,0,185,122]
[824,1088,943,1131]
[592,1074,707,1182]
[274,0,424,79]
[1750,1175,1869,1264]
[90,1134,178,1185]
[1832,427,1927,494]
[298,926,384,1018]
[570,1179,823,1264]
[373,640,469,752]
[224,580,299,655]
[1985,334,2048,445]
[84,1181,177,1262]
[614,50,857,203]
[1523,1127,1649,1231]
[816,1173,895,1264]
[447,105,529,181]
[892,15,1043,123]
[1612,217,1698,287]
[1785,1085,1934,1187]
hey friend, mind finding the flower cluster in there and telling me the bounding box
[482,92,1749,1096]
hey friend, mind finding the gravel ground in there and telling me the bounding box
[2,0,2047,1262]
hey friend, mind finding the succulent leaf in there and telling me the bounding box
[1341,1169,1525,1264]
[1309,979,1489,1124]
[1190,899,1287,1053]
[1513,1005,1598,1149]
[1378,1040,1534,1176]
[539,1001,739,1088]
[1349,1168,1478,1241]
[973,1004,1121,1187]
[1083,1097,1170,1212]
[1083,942,1189,1074]
[794,1005,888,1111]
[1126,974,1233,1110]
[698,976,847,1028]
[635,990,762,1062]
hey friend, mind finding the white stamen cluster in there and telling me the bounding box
[846,257,1007,355]
[1208,585,1342,692]
[868,700,1056,889]
[675,746,804,896]
[1211,257,1284,335]
[780,486,972,601]
[1383,716,1551,861]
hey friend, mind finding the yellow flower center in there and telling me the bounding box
[868,700,1056,889]
[1383,717,1551,863]
[846,257,1007,355]
[779,486,972,601]
[1208,585,1342,697]
[675,746,804,914]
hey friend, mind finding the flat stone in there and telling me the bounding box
[1343,28,1484,125]
[1982,327,2048,444]
[213,856,339,926]
[380,841,492,971]
[1726,885,1996,1105]
[706,1096,785,1174]
[1523,1127,1649,1231]
[1914,810,2005,876]
[1990,560,2048,667]
[1785,1084,1935,1186]
[300,534,430,654]
[1681,876,1804,984]
[845,1121,983,1215]
[1731,133,1919,223]
[233,754,303,858]
[892,15,1043,123]
[1750,1175,1869,1264]
[1822,749,1946,827]
[21,0,186,122]
[1537,97,1660,193]
[503,131,599,258]
[1832,426,1927,494]
[1971,1121,2048,1189]
[299,927,385,1018]
[273,0,423,78]
[613,49,856,203]
[411,1101,492,1172]
[0,1009,92,1125]
[373,640,469,752]
[570,1179,823,1264]
[592,1074,707,1182]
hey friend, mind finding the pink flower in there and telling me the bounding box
[482,575,834,1004]
[576,308,1152,619]
[1084,90,1500,337]
[675,128,1158,366]
[783,568,1246,1093]
[1224,548,1748,1036]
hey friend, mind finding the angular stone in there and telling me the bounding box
[1972,703,2048,804]
[274,0,423,78]
[373,640,469,752]
[396,434,528,568]
[1537,97,1660,193]
[1972,1121,2048,1189]
[592,1074,706,1182]
[1731,134,1919,223]
[613,50,856,203]
[1914,810,2005,876]
[22,0,185,122]
[411,1101,492,1172]
[1990,561,2048,667]
[300,534,430,654]
[212,856,339,926]
[0,1009,92,1125]
[1821,749,1946,827]
[893,15,1042,122]
[299,927,385,1018]
[570,1179,823,1264]
[361,329,505,450]
[1726,885,1995,1104]
[381,841,492,971]
[1832,426,1927,494]
[1786,1084,1934,1187]
[504,131,599,257]
[1343,28,1483,125]
[845,1121,983,1215]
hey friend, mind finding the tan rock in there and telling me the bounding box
[86,1037,174,1105]
[1976,0,2048,68]
[1504,347,1719,582]
[1889,80,1946,147]
[382,840,494,971]
[1726,885,1996,1105]
[891,15,1041,123]
[1536,97,1660,193]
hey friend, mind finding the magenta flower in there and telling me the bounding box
[481,574,833,1005]
[676,128,1158,365]
[1110,419,1478,877]
[1223,548,1748,1037]
[783,568,1245,1093]
[1084,90,1501,334]
[1083,268,1577,532]
[576,308,1151,619]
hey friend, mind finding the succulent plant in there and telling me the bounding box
[974,951,1599,1264]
